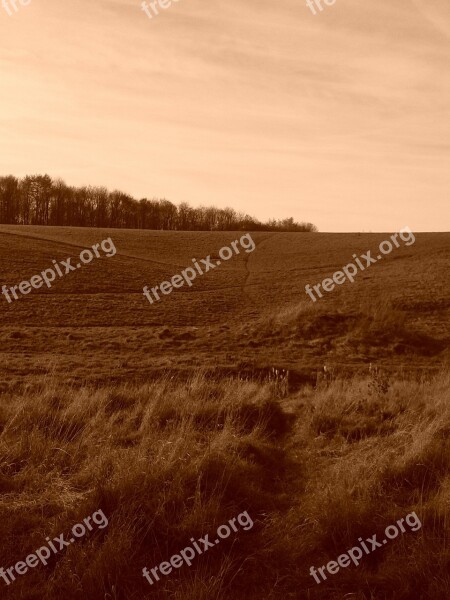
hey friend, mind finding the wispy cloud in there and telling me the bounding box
[0,0,448,230]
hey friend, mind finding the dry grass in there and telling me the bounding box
[247,295,447,368]
[0,374,289,599]
[0,227,448,598]
[264,368,450,600]
[0,369,449,599]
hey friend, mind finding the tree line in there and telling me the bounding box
[0,175,318,232]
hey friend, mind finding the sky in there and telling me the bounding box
[0,0,449,232]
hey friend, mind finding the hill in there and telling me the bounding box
[0,225,449,600]
[0,226,448,388]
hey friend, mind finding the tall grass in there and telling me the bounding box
[0,370,449,599]
[0,374,288,599]
[262,369,450,600]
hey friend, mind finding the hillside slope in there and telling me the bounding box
[0,226,448,387]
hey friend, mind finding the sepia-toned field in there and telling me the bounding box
[0,226,448,387]
[0,226,449,600]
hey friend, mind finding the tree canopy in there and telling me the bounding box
[0,175,318,232]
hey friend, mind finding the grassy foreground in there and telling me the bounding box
[0,370,449,599]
